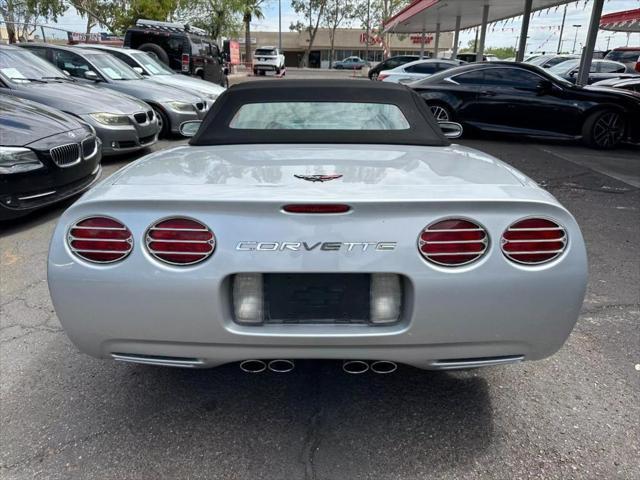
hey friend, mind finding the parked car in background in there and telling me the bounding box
[333,56,368,70]
[253,46,286,76]
[548,58,634,84]
[20,44,208,138]
[124,19,227,86]
[0,94,101,220]
[378,59,462,84]
[368,55,421,80]
[73,45,225,104]
[409,62,640,149]
[604,47,640,72]
[47,80,587,372]
[455,53,498,63]
[591,76,640,93]
[526,54,579,68]
[0,45,158,156]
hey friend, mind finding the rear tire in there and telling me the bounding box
[427,102,453,122]
[582,109,626,149]
[138,43,170,65]
[152,107,170,138]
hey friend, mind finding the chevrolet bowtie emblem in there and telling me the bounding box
[294,174,343,182]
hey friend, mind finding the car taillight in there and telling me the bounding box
[378,73,388,81]
[68,216,133,263]
[501,218,567,265]
[418,218,488,266]
[635,58,640,73]
[181,53,190,72]
[146,217,215,265]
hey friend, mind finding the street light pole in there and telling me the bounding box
[557,4,567,53]
[572,24,581,54]
[365,0,370,64]
[278,0,282,51]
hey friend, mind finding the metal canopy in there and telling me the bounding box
[384,0,572,33]
[599,8,640,32]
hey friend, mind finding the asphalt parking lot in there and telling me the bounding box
[1,72,639,479]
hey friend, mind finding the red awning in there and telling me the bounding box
[599,8,640,32]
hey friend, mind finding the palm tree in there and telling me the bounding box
[242,0,264,67]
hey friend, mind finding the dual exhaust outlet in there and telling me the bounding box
[239,359,397,374]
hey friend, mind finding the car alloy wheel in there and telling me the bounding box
[153,107,169,138]
[370,72,378,81]
[429,104,451,121]
[592,111,625,148]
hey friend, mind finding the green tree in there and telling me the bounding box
[354,0,410,59]
[240,0,263,66]
[322,0,356,67]
[0,0,66,42]
[176,0,242,39]
[290,0,327,67]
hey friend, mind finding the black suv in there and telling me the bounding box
[124,19,227,86]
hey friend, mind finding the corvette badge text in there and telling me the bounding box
[236,242,397,252]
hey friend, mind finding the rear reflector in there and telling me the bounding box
[233,273,264,323]
[283,204,351,214]
[370,273,402,324]
[418,218,488,266]
[181,53,190,72]
[502,218,567,265]
[146,217,215,265]
[68,216,133,263]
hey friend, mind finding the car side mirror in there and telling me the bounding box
[179,120,202,137]
[62,70,70,76]
[536,80,553,95]
[84,70,100,81]
[569,70,577,77]
[133,66,145,75]
[438,121,463,139]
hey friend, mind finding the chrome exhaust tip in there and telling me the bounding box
[268,359,295,373]
[342,360,369,374]
[239,359,267,373]
[370,360,397,374]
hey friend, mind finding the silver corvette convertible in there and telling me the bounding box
[48,80,588,373]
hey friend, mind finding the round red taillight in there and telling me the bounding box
[502,218,567,265]
[418,218,488,266]
[146,217,215,265]
[68,216,133,263]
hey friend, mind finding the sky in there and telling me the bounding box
[43,0,640,51]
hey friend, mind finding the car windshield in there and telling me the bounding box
[549,59,579,74]
[0,49,69,83]
[229,102,410,130]
[131,52,175,76]
[255,48,276,56]
[85,53,142,80]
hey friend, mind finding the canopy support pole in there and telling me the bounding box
[420,24,426,57]
[576,0,605,86]
[476,4,490,62]
[452,15,461,59]
[434,22,441,58]
[517,0,533,61]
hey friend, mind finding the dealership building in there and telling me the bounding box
[236,28,454,68]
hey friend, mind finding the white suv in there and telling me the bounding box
[253,46,285,76]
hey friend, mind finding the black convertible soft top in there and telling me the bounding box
[189,79,450,147]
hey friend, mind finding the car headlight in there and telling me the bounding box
[89,113,130,125]
[0,147,43,174]
[166,101,195,112]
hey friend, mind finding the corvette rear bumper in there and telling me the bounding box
[104,340,530,370]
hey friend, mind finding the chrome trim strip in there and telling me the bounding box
[111,354,203,368]
[425,251,486,257]
[432,355,524,370]
[18,190,56,200]
[71,226,128,231]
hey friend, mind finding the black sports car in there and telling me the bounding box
[0,95,101,220]
[409,62,640,149]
